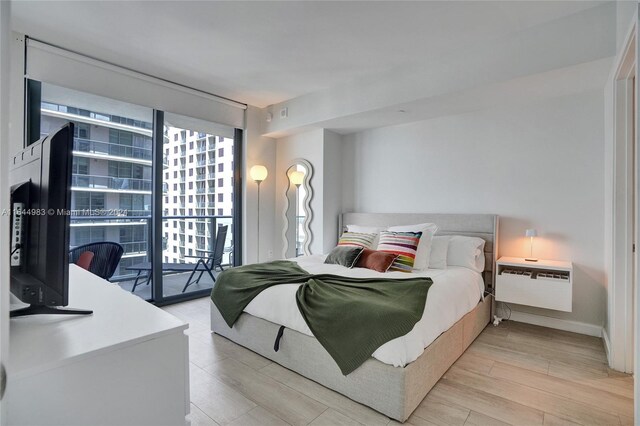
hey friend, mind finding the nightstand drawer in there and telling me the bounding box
[495,273,572,312]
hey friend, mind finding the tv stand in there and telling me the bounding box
[10,304,93,317]
[7,265,189,425]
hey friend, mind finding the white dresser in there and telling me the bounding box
[6,265,190,425]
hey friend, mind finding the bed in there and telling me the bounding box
[210,213,498,422]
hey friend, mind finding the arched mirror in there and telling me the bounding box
[283,159,313,258]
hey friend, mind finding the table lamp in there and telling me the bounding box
[525,229,538,262]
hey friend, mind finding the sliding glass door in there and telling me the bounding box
[28,81,242,304]
[159,113,237,299]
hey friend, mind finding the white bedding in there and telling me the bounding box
[243,255,484,368]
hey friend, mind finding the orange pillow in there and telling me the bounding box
[355,249,398,273]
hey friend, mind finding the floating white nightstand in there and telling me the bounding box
[495,256,573,312]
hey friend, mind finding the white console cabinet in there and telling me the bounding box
[6,265,190,425]
[495,256,573,312]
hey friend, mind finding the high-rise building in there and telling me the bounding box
[162,126,234,265]
[39,101,233,285]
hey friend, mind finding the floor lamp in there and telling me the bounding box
[249,165,268,262]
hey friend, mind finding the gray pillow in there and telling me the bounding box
[324,246,364,268]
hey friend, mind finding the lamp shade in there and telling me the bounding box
[289,170,305,186]
[525,229,538,238]
[249,165,268,182]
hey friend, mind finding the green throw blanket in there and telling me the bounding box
[210,260,433,375]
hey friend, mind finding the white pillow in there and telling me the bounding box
[428,236,450,269]
[447,236,486,273]
[346,224,386,248]
[387,223,438,270]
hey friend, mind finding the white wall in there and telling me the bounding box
[322,130,343,252]
[343,90,605,329]
[244,106,276,264]
[617,1,637,53]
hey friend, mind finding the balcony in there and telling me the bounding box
[196,160,207,167]
[72,174,152,193]
[208,158,216,165]
[208,173,216,180]
[70,209,151,218]
[196,146,207,153]
[74,138,152,162]
[120,241,148,255]
[196,188,206,194]
[196,174,206,181]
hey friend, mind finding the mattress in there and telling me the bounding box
[243,254,484,367]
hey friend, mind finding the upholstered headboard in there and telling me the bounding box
[340,213,499,290]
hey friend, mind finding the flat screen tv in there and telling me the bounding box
[9,122,91,317]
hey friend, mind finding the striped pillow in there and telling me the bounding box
[377,231,423,272]
[338,232,376,249]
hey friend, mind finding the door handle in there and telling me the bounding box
[0,362,6,400]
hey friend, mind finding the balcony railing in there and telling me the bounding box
[71,215,233,282]
[196,188,206,194]
[72,174,152,192]
[70,209,150,217]
[196,160,207,167]
[120,241,148,254]
[74,138,152,161]
[196,174,206,181]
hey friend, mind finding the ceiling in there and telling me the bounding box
[11,1,611,108]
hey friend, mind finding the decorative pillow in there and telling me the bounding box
[447,236,486,272]
[338,232,376,249]
[387,223,438,270]
[428,236,450,269]
[347,224,387,248]
[324,246,364,268]
[376,231,422,272]
[355,249,398,273]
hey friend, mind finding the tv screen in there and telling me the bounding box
[9,123,91,317]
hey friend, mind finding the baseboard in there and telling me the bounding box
[507,311,602,337]
[602,327,611,364]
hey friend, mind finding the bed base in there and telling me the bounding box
[210,295,492,422]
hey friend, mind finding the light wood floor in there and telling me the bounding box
[163,298,634,426]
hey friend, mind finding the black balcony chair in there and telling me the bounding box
[69,242,124,281]
[125,224,229,293]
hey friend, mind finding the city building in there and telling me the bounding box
[39,101,233,282]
